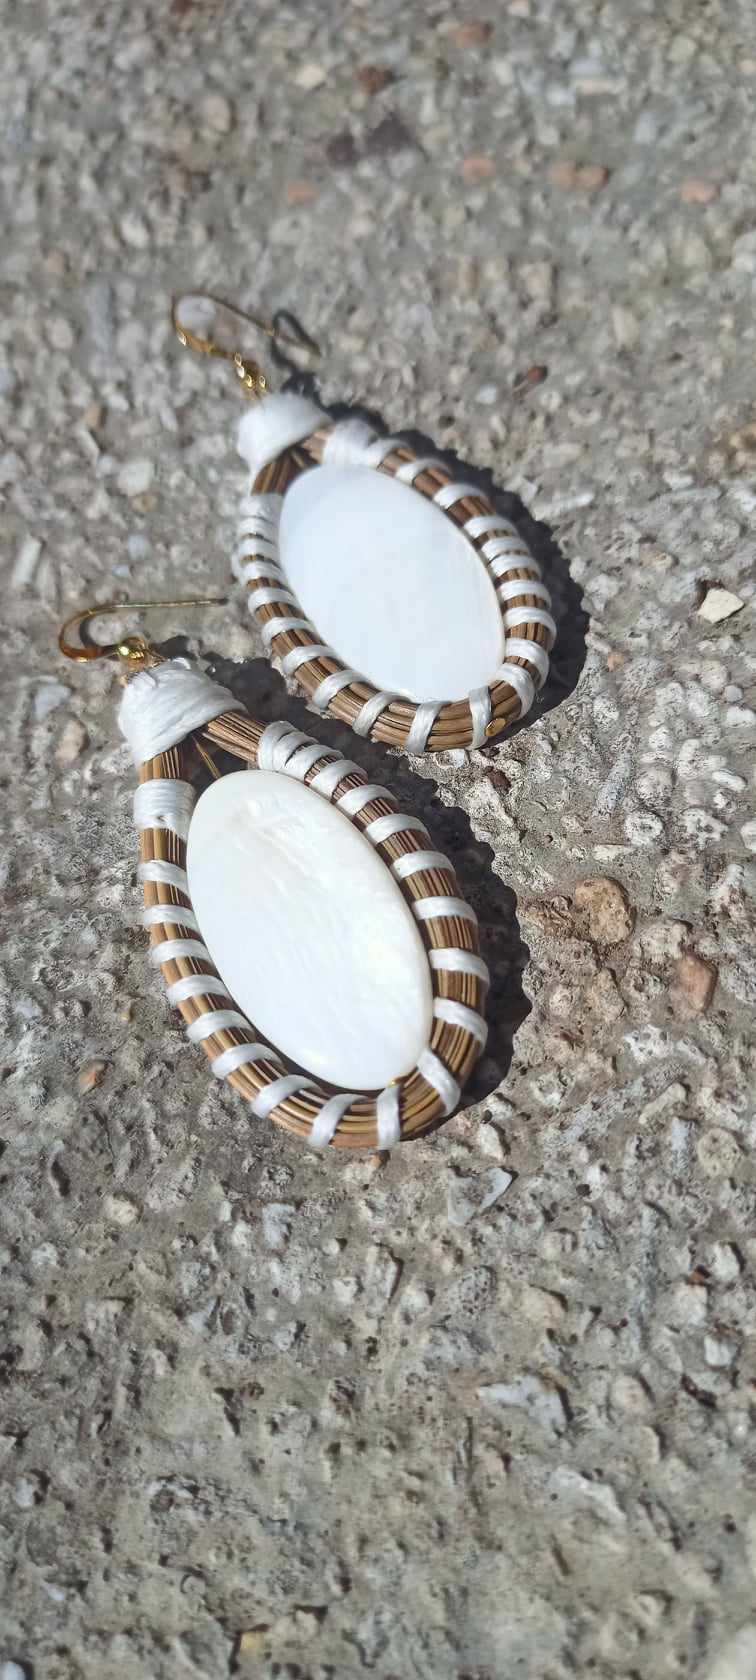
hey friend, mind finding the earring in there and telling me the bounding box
[59,602,488,1151]
[173,293,556,756]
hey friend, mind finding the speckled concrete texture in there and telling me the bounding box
[2,3,756,1677]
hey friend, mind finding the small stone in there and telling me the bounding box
[0,1664,30,1680]
[450,20,494,46]
[461,153,495,184]
[696,1128,741,1177]
[103,1194,138,1225]
[446,1167,514,1226]
[671,953,717,1015]
[697,585,745,623]
[708,1242,741,1283]
[77,1058,108,1093]
[357,65,395,94]
[522,1285,566,1327]
[678,178,719,203]
[548,160,609,192]
[201,92,233,133]
[477,1374,567,1434]
[574,876,634,943]
[610,1374,652,1415]
[33,680,70,722]
[55,717,88,765]
[285,180,319,205]
[586,969,625,1021]
[117,458,155,497]
[238,1628,270,1657]
[119,212,150,249]
[294,62,327,90]
[741,819,756,854]
[704,1332,737,1367]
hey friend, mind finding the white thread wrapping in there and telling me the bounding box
[138,859,188,891]
[506,636,550,687]
[212,1042,280,1079]
[119,662,243,769]
[338,782,395,816]
[392,849,452,880]
[418,1048,460,1116]
[465,514,519,541]
[376,1084,401,1149]
[433,998,488,1045]
[252,1074,315,1119]
[150,936,212,966]
[322,418,378,467]
[503,605,557,646]
[364,813,429,846]
[247,586,297,610]
[488,554,542,582]
[495,662,536,717]
[310,757,366,796]
[482,535,534,561]
[257,722,312,771]
[496,578,551,607]
[395,457,445,484]
[434,481,486,510]
[311,668,364,710]
[238,492,283,524]
[352,691,396,737]
[167,973,233,1005]
[185,1009,251,1043]
[413,896,477,924]
[142,902,199,932]
[429,948,490,985]
[310,1092,356,1148]
[468,686,492,749]
[237,392,325,481]
[133,779,196,841]
[260,614,315,647]
[235,557,283,584]
[362,435,404,467]
[405,702,440,754]
[286,743,340,781]
[280,642,334,675]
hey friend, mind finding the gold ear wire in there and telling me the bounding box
[58,596,228,665]
[171,292,321,397]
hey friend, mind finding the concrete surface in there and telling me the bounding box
[2,2,756,1677]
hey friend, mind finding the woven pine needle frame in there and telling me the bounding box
[138,711,488,1149]
[240,424,554,752]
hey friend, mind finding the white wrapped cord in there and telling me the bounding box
[322,418,379,467]
[395,456,446,484]
[138,859,189,891]
[142,903,199,932]
[119,662,242,770]
[429,948,490,985]
[212,1042,283,1080]
[186,1009,251,1043]
[495,662,536,718]
[503,605,557,646]
[406,702,440,754]
[506,636,549,687]
[167,973,233,1005]
[133,779,196,841]
[237,393,325,480]
[468,686,492,749]
[413,895,477,924]
[376,1084,401,1148]
[433,998,488,1046]
[392,849,453,880]
[252,1073,315,1120]
[417,1048,460,1116]
[352,691,396,737]
[310,1092,358,1147]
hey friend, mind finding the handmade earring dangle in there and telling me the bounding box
[172,293,557,755]
[59,601,489,1151]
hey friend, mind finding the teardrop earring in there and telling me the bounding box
[173,292,555,755]
[59,600,488,1151]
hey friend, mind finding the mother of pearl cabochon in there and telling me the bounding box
[186,769,434,1091]
[279,464,505,702]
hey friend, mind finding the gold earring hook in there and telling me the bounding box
[171,292,321,398]
[58,596,228,665]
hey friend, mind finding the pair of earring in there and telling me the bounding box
[59,294,556,1153]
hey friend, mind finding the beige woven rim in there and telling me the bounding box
[139,710,487,1149]
[244,424,549,751]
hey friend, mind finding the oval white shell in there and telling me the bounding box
[186,769,434,1090]
[278,464,505,702]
